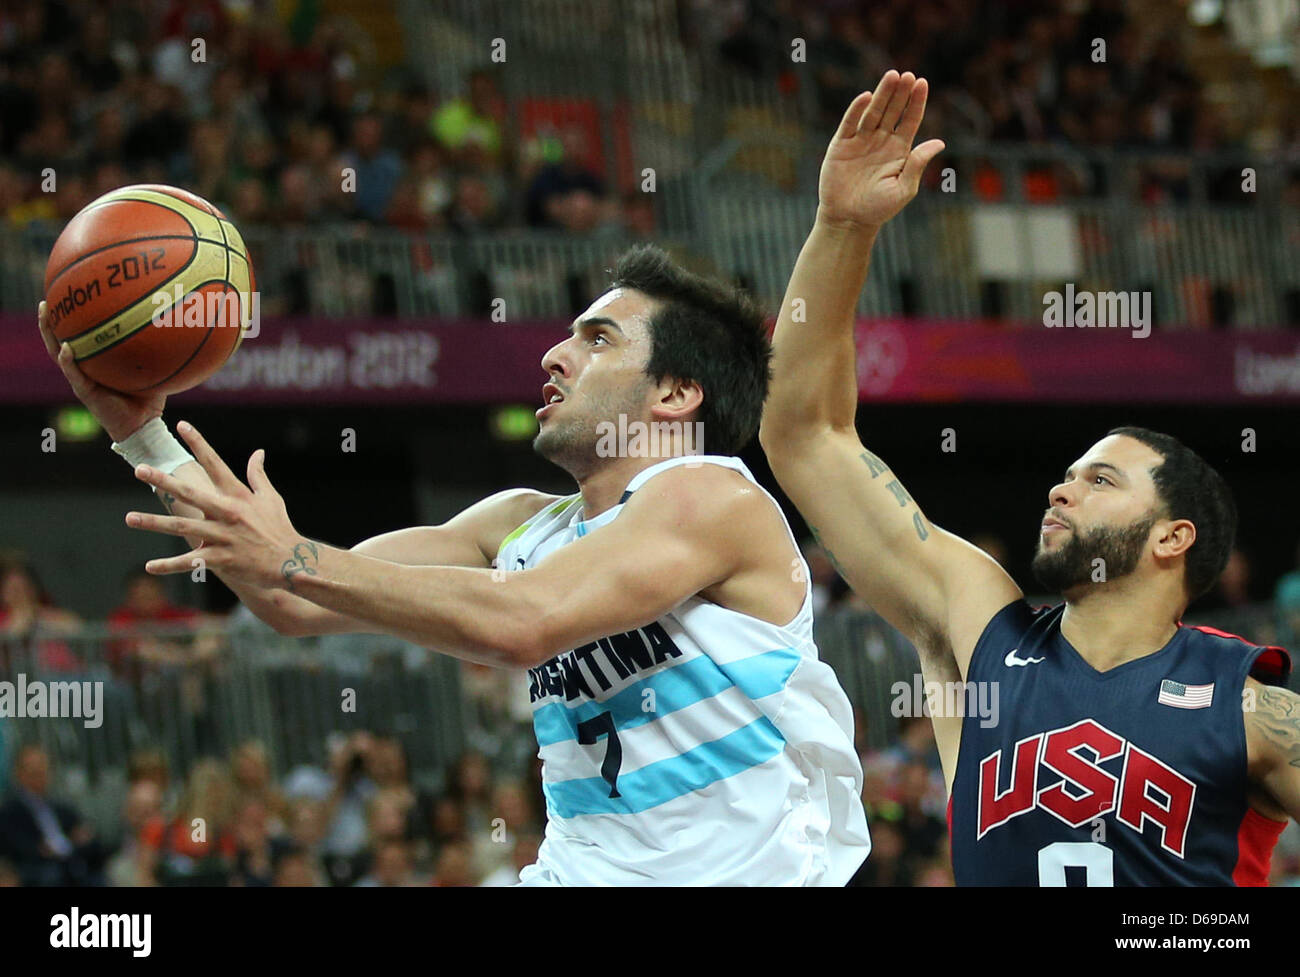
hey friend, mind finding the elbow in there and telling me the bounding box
[518,622,561,669]
[262,592,305,638]
[760,419,822,469]
[509,605,564,669]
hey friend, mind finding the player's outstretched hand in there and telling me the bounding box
[124,421,307,592]
[37,300,166,443]
[817,70,946,232]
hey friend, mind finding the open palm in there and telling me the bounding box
[818,71,945,230]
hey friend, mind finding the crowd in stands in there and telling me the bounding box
[3,0,1299,242]
[686,0,1300,203]
[1,718,1296,887]
[0,0,645,238]
[0,736,544,887]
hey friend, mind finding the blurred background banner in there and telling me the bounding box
[7,314,1300,404]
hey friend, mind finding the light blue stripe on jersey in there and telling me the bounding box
[532,647,800,746]
[543,715,787,817]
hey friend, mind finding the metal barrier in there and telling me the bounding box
[0,620,469,826]
[7,187,1300,327]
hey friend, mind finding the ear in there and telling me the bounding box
[1151,518,1197,561]
[650,377,704,421]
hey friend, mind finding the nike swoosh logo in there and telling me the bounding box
[1004,648,1045,667]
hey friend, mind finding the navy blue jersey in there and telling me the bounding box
[951,599,1292,886]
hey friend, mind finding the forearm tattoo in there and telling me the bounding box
[281,541,320,591]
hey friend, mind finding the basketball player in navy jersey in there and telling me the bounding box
[760,69,1300,885]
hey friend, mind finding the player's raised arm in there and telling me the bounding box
[758,72,1019,675]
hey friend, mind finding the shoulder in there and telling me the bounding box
[624,461,773,530]
[979,598,1057,644]
[485,488,567,526]
[967,599,1059,672]
[1179,623,1292,686]
[485,489,571,558]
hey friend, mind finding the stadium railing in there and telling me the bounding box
[7,161,1300,327]
[0,620,470,827]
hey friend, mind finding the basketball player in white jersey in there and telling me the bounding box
[37,246,870,885]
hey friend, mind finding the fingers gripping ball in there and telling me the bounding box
[42,184,255,395]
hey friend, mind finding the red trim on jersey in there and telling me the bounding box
[1232,807,1286,886]
[1178,622,1291,686]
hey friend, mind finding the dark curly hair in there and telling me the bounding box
[609,245,771,456]
[1107,426,1237,602]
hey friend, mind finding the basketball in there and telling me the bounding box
[42,184,255,395]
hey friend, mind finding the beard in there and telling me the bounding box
[532,379,651,477]
[1031,513,1156,594]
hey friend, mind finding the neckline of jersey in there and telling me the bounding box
[1055,614,1188,681]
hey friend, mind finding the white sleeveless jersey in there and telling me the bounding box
[499,455,871,885]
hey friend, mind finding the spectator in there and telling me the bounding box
[886,716,943,775]
[230,740,289,833]
[1274,541,1300,652]
[126,748,173,802]
[272,846,323,886]
[0,560,82,673]
[430,840,477,887]
[105,570,219,683]
[445,173,502,234]
[142,758,237,886]
[320,731,379,885]
[105,778,165,886]
[282,798,330,884]
[849,819,907,886]
[0,744,105,885]
[524,126,610,231]
[480,830,541,887]
[895,760,948,859]
[340,112,402,221]
[229,798,285,886]
[123,78,190,168]
[354,838,417,886]
[431,68,506,169]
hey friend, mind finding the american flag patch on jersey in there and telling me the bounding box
[1158,679,1214,709]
